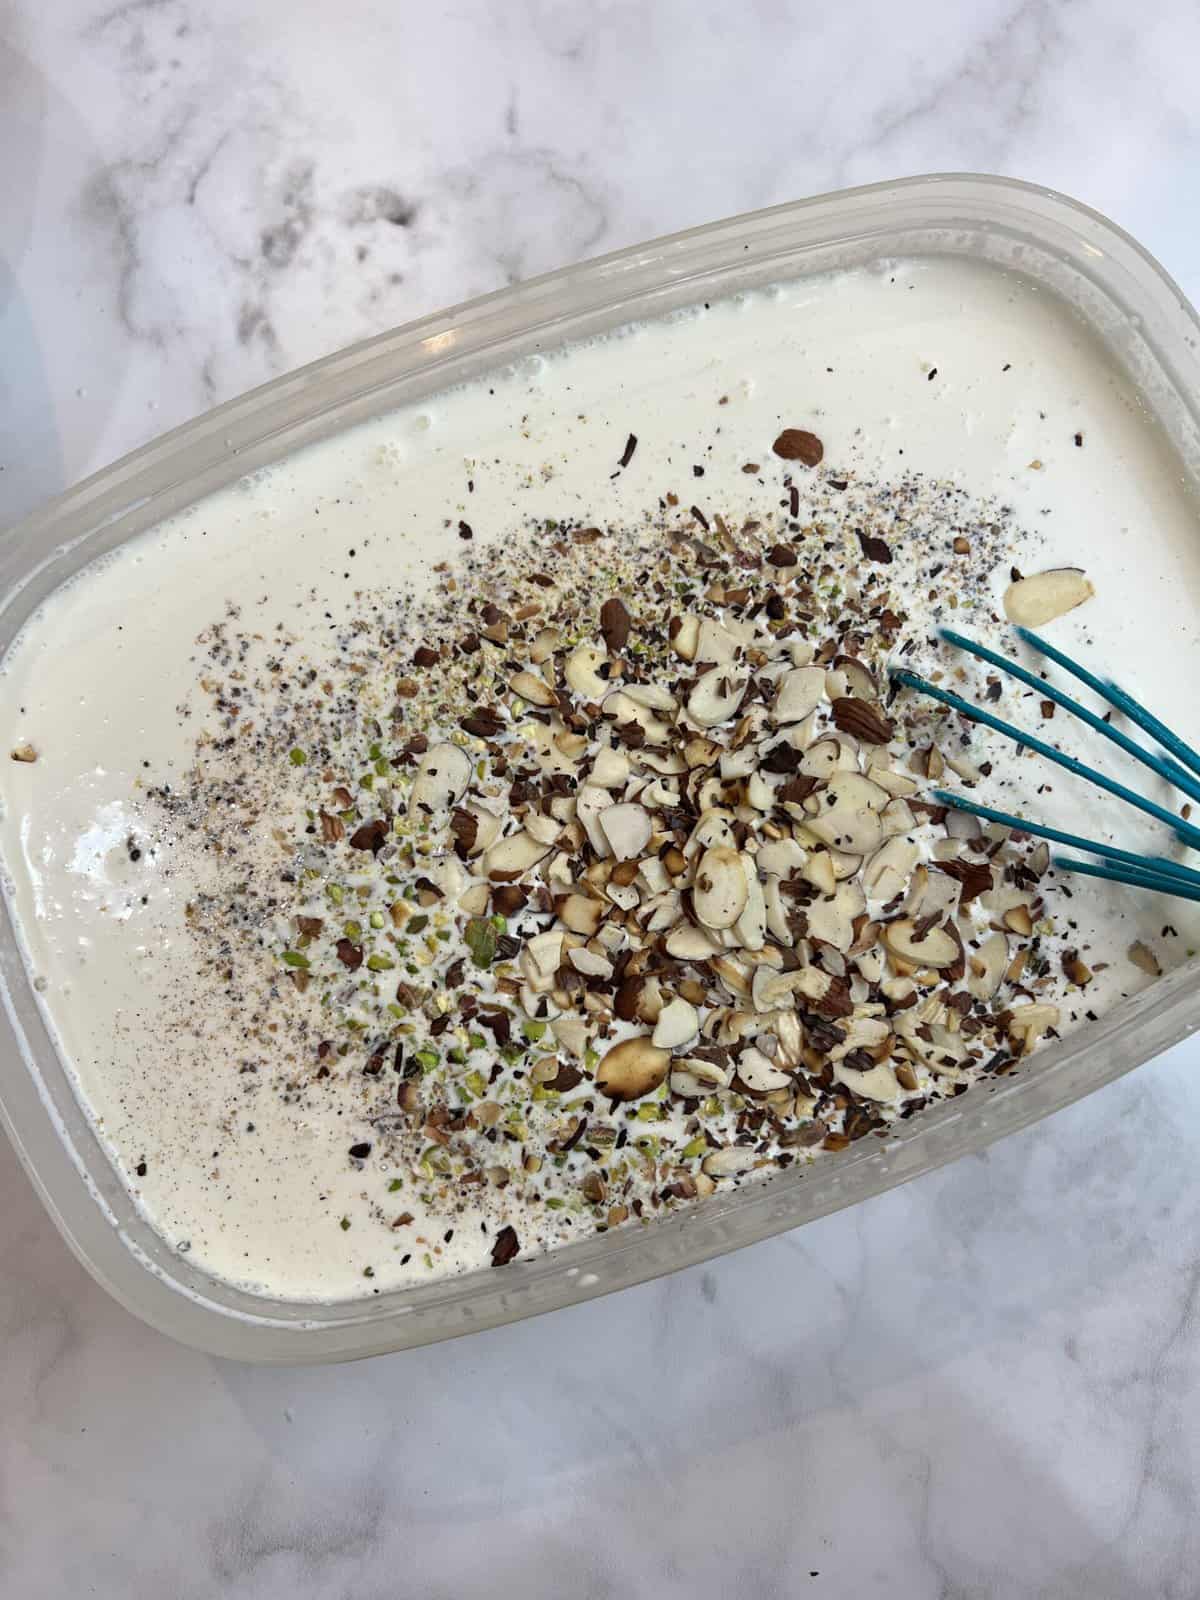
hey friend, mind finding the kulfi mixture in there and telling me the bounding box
[4,257,1200,1301]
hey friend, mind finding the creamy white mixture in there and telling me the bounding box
[3,257,1199,1300]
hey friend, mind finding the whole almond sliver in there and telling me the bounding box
[1003,569,1094,626]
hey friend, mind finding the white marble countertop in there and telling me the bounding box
[4,3,1200,1595]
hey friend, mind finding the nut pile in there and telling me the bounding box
[168,466,1087,1270]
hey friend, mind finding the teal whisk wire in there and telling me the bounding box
[1051,855,1200,904]
[888,666,1200,853]
[937,627,1200,807]
[1016,625,1200,782]
[890,625,1200,898]
[929,791,1200,889]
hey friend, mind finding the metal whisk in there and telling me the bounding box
[890,626,1200,903]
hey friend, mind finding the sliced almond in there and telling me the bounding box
[881,917,959,969]
[594,1036,669,1102]
[1128,940,1162,978]
[564,643,608,699]
[701,1147,759,1177]
[797,738,839,781]
[670,1067,716,1097]
[687,667,746,728]
[1003,569,1094,626]
[556,893,604,936]
[827,848,864,882]
[802,850,837,896]
[605,880,640,911]
[409,742,472,817]
[599,802,652,860]
[967,931,1008,1000]
[520,930,564,993]
[576,784,614,856]
[807,792,884,855]
[686,808,737,858]
[756,837,807,877]
[732,866,767,951]
[606,690,671,745]
[643,890,683,932]
[863,836,919,900]
[712,954,753,998]
[529,626,561,663]
[530,723,580,779]
[456,802,504,857]
[835,655,878,700]
[665,924,723,961]
[672,615,701,661]
[510,669,557,708]
[880,798,917,838]
[637,747,688,776]
[569,947,614,979]
[674,1055,733,1090]
[1004,904,1034,936]
[590,747,631,789]
[750,965,809,1012]
[554,730,587,760]
[774,665,825,724]
[550,1015,590,1058]
[695,616,739,665]
[624,681,678,714]
[854,945,886,984]
[834,1060,901,1104]
[737,1046,791,1093]
[763,875,792,944]
[693,846,749,929]
[1007,1002,1060,1054]
[652,997,699,1050]
[483,830,552,880]
[683,735,722,770]
[866,765,918,798]
[807,879,866,952]
[523,811,562,846]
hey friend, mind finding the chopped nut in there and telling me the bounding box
[510,669,557,708]
[599,597,632,653]
[693,846,749,929]
[594,1036,670,1103]
[1127,940,1162,977]
[771,428,824,466]
[882,918,959,969]
[652,997,700,1050]
[1003,568,1094,626]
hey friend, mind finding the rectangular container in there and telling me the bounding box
[3,174,1200,1362]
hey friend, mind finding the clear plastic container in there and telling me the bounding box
[3,174,1199,1362]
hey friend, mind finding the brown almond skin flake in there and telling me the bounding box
[349,819,388,854]
[830,697,894,744]
[931,858,993,905]
[449,807,478,853]
[599,597,631,653]
[856,530,893,564]
[336,938,364,971]
[772,428,824,466]
[491,1224,520,1266]
[460,709,504,738]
